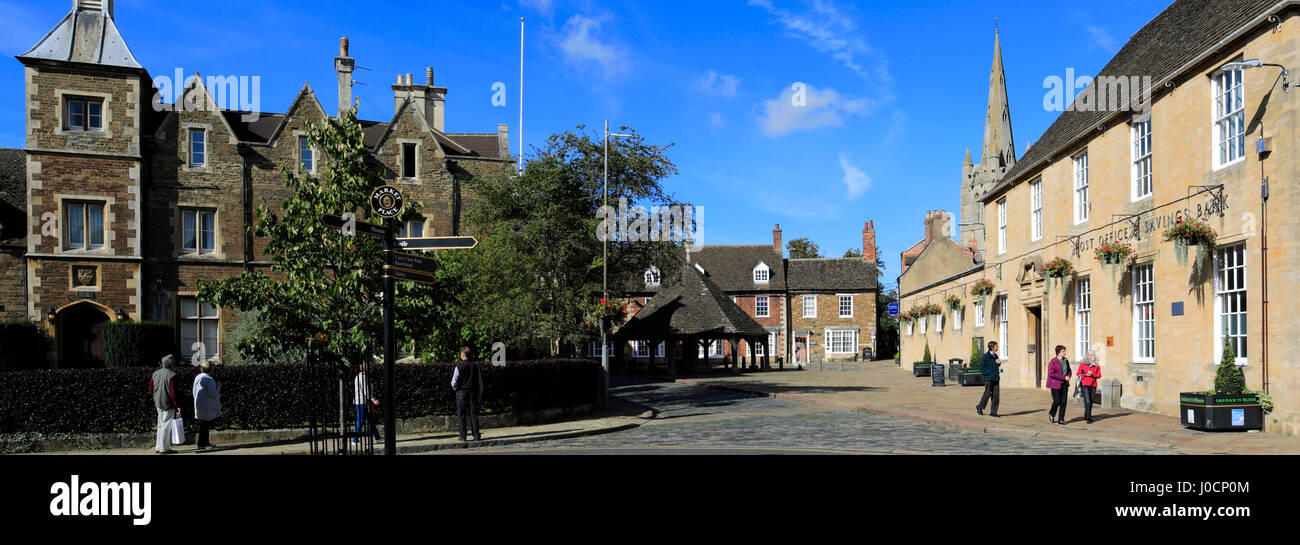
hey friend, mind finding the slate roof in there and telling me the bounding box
[217,112,506,159]
[785,258,878,292]
[688,245,786,292]
[18,6,142,69]
[618,263,770,340]
[984,0,1280,201]
[0,148,27,245]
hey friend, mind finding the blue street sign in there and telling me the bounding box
[888,302,899,316]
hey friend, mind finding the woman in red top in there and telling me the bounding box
[1046,345,1072,425]
[1077,350,1101,424]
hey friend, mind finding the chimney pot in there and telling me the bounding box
[427,67,434,86]
[406,73,414,86]
[340,36,349,57]
[773,224,783,255]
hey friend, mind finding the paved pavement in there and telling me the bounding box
[663,361,1300,454]
[451,378,1178,455]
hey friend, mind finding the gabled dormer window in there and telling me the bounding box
[644,266,661,287]
[753,262,770,284]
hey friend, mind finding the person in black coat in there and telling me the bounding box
[450,347,484,441]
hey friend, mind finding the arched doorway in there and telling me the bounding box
[56,302,115,369]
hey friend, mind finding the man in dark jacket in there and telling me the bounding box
[148,354,181,454]
[450,347,484,441]
[976,341,1002,417]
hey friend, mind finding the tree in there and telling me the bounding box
[843,248,862,258]
[787,237,820,259]
[439,125,683,357]
[1213,341,1245,395]
[198,107,427,367]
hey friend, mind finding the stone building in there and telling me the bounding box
[900,0,1300,435]
[616,222,879,365]
[3,1,512,367]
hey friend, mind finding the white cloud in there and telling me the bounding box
[518,0,554,17]
[708,112,727,128]
[693,71,741,98]
[748,0,891,86]
[838,153,871,198]
[558,14,628,76]
[1084,25,1115,51]
[759,83,873,136]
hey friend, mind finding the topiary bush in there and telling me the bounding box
[969,338,982,370]
[0,320,51,372]
[0,358,599,434]
[922,343,933,364]
[1212,342,1245,395]
[102,321,174,369]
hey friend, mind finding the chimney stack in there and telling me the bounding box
[862,220,876,262]
[773,224,783,255]
[335,37,355,118]
[498,123,510,158]
[391,68,447,132]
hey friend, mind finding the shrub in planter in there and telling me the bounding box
[0,320,51,372]
[913,343,934,377]
[957,338,985,386]
[1180,343,1262,431]
[102,321,174,369]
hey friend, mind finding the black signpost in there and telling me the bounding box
[316,186,479,456]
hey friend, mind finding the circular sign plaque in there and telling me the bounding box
[370,186,404,218]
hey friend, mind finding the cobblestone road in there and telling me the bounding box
[490,378,1178,454]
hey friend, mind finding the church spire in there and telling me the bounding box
[981,28,1015,170]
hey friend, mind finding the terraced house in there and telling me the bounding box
[3,1,512,368]
[900,0,1300,435]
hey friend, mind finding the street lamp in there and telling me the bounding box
[1218,59,1293,92]
[602,120,632,405]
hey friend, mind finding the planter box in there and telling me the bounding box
[957,370,984,386]
[1179,392,1263,431]
[912,362,932,377]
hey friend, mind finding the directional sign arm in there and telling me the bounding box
[395,236,478,250]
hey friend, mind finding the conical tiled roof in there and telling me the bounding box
[618,263,769,340]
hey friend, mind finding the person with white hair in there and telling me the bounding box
[1077,350,1102,424]
[193,362,221,451]
[148,354,181,454]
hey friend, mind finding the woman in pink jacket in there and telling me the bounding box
[1077,350,1101,424]
[1046,345,1071,425]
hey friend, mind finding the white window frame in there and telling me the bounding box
[400,141,419,180]
[824,329,858,355]
[644,266,661,287]
[997,295,1008,352]
[63,200,106,251]
[1076,277,1091,357]
[1030,178,1042,241]
[180,207,217,255]
[802,295,817,318]
[753,262,770,284]
[953,307,963,331]
[65,97,104,131]
[997,198,1007,255]
[1132,264,1155,362]
[919,316,927,334]
[756,295,770,318]
[180,297,220,362]
[974,300,985,328]
[1073,151,1089,224]
[1213,67,1246,170]
[189,128,207,167]
[1131,119,1153,201]
[906,320,914,336]
[935,312,943,333]
[299,135,316,174]
[1214,244,1247,365]
[838,294,853,318]
[754,331,777,357]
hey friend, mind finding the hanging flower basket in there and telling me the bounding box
[1040,257,1074,295]
[1162,216,1217,276]
[919,303,943,317]
[944,294,962,310]
[971,279,995,306]
[1094,241,1134,283]
[588,298,627,333]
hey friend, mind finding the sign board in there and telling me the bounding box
[370,186,404,218]
[1171,301,1184,316]
[388,251,437,274]
[888,302,899,316]
[396,236,478,251]
[383,265,436,286]
[320,214,388,238]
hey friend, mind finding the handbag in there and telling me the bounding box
[170,416,186,444]
[1071,375,1082,398]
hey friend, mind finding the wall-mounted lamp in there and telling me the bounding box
[1219,59,1293,93]
[45,308,55,323]
[115,308,129,322]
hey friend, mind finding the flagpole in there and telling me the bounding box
[518,17,524,174]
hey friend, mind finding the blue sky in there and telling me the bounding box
[1,0,1176,290]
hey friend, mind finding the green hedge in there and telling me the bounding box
[0,359,600,434]
[102,321,174,369]
[0,320,51,372]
